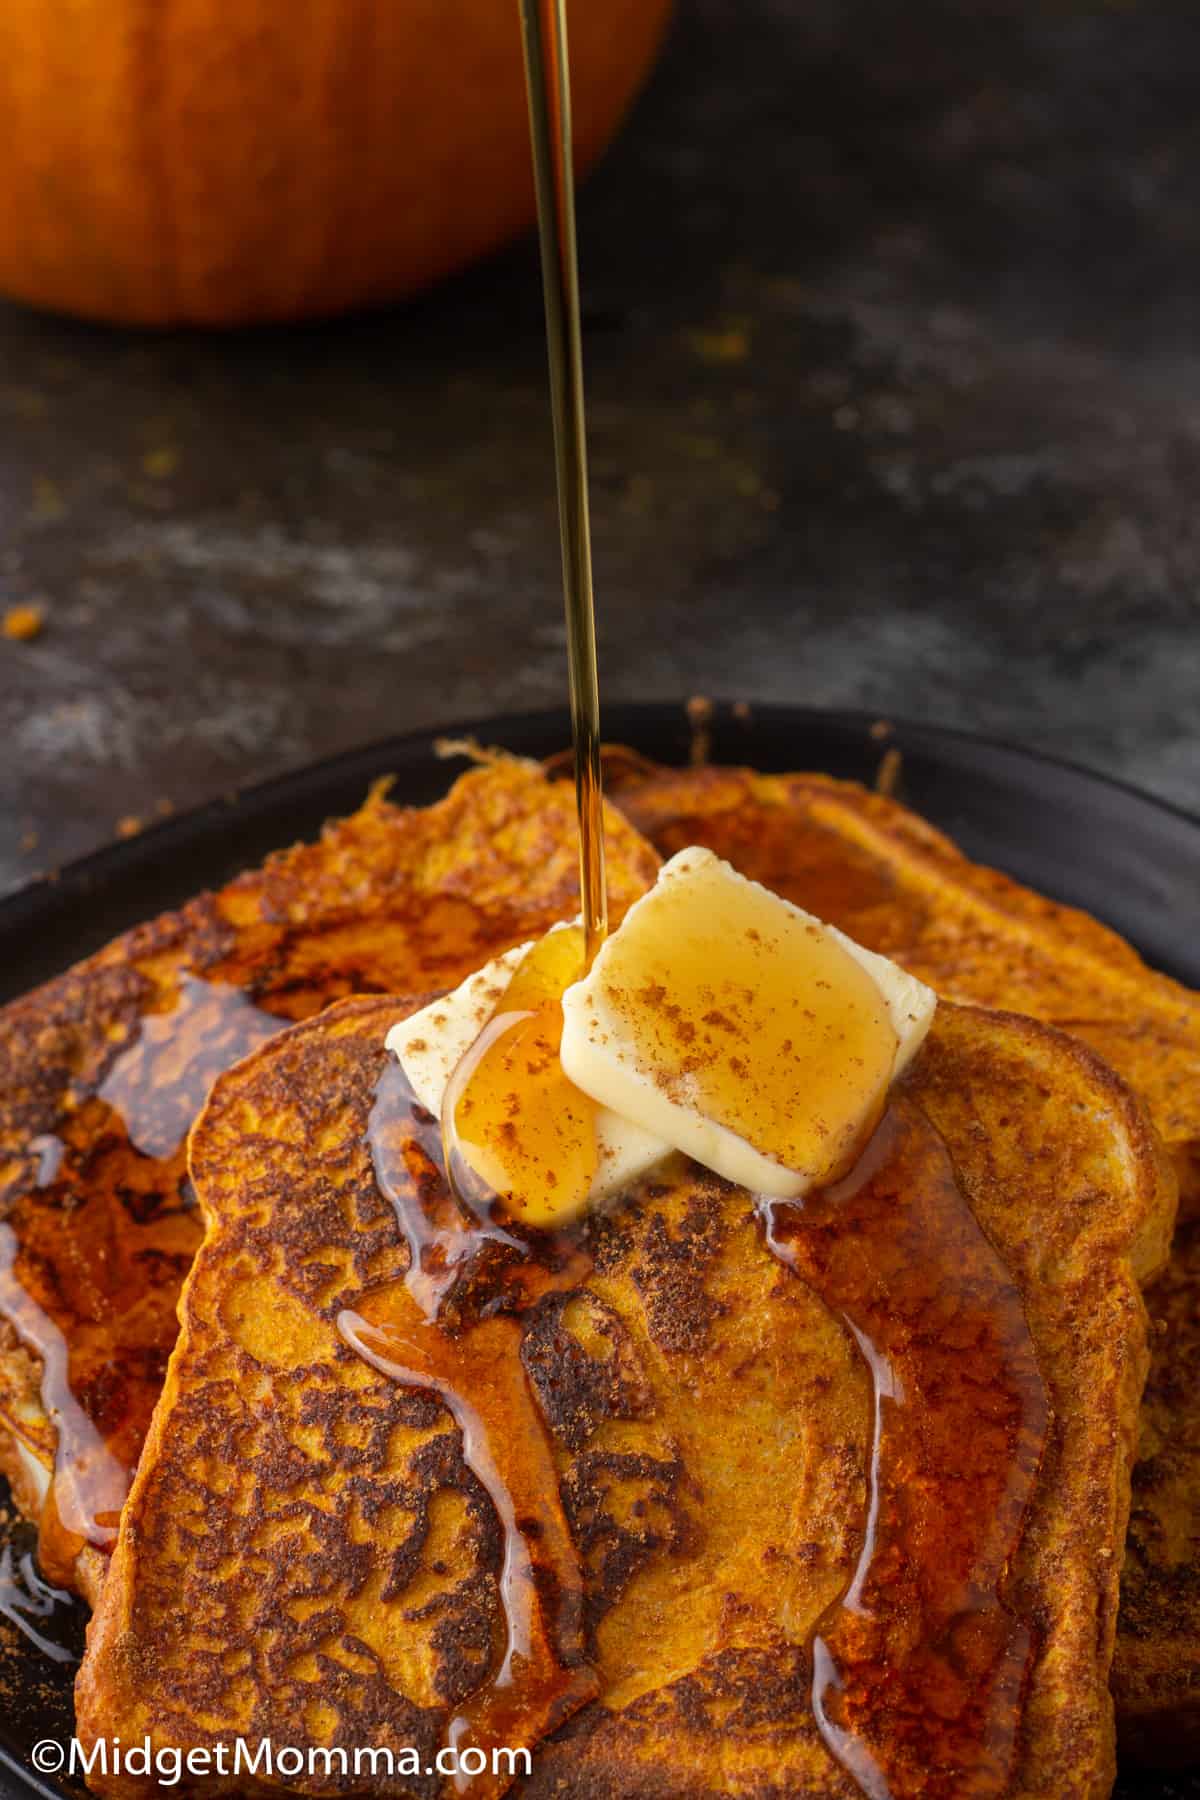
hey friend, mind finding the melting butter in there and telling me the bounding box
[441,926,598,1227]
[391,848,936,1224]
[560,849,936,1198]
[388,929,668,1228]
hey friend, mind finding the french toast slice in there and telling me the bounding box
[610,757,1200,1757]
[75,994,1172,1800]
[0,761,658,1602]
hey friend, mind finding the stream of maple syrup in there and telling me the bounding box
[338,26,614,1778]
[518,0,607,964]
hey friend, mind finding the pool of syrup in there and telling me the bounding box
[0,974,280,1585]
[345,1048,1049,1799]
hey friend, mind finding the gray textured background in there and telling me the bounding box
[2,0,1198,893]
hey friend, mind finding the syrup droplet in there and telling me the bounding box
[763,1101,1049,1800]
[341,1309,594,1791]
[26,1134,64,1188]
[442,926,601,1231]
[367,1059,528,1323]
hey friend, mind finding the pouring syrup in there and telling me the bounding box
[437,0,609,1229]
[517,0,608,965]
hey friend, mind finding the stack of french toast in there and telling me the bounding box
[0,750,1195,1798]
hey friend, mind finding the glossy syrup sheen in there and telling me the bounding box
[764,1100,1049,1800]
[517,0,608,968]
[348,1062,596,1791]
[347,1050,1048,1799]
[443,925,600,1231]
[593,855,900,1182]
[0,974,279,1585]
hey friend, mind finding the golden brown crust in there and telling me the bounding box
[75,998,1167,1799]
[0,1348,48,1526]
[0,761,659,1594]
[907,1008,1166,1800]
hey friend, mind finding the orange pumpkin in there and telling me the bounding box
[0,0,673,327]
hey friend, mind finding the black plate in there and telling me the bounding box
[0,702,1196,1800]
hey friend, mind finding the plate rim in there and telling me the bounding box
[1,699,1197,931]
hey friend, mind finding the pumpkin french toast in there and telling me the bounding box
[0,749,1196,1768]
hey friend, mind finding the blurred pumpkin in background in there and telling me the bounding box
[0,0,673,327]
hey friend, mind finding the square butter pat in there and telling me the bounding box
[559,847,936,1198]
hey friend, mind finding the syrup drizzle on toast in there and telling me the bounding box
[345,1062,596,1793]
[0,975,279,1585]
[763,1101,1049,1800]
[348,1058,1048,1798]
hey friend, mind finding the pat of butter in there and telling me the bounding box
[387,940,670,1206]
[559,848,936,1198]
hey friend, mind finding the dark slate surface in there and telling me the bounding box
[2,0,1199,894]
